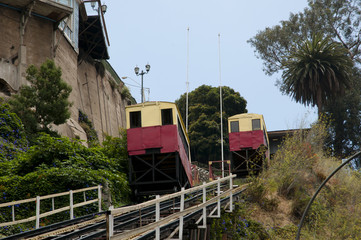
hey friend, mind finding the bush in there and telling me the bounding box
[78,110,99,147]
[246,177,266,204]
[0,134,130,227]
[102,129,128,171]
[260,197,279,212]
[249,119,361,238]
[0,100,27,162]
[210,203,270,240]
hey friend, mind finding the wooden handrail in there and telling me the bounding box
[110,174,236,216]
[0,185,103,228]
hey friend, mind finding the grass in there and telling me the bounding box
[245,120,361,239]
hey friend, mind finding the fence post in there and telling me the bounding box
[179,187,185,239]
[201,182,207,228]
[109,206,114,237]
[98,185,102,212]
[106,208,114,240]
[155,195,160,240]
[52,197,55,211]
[217,178,220,217]
[70,190,74,219]
[36,196,40,229]
[12,205,15,222]
[229,176,233,212]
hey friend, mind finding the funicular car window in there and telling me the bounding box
[252,119,261,130]
[161,109,173,125]
[230,121,239,133]
[130,111,141,128]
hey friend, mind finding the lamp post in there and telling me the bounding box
[134,64,150,103]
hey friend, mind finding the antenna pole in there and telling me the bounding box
[218,33,224,178]
[186,27,190,133]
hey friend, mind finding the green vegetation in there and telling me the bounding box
[0,128,130,235]
[9,59,72,142]
[211,121,361,239]
[78,110,99,147]
[0,99,27,162]
[210,203,269,240]
[176,85,247,164]
[0,60,130,236]
[281,33,353,117]
[248,0,361,157]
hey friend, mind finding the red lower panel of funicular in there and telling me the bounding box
[127,125,192,186]
[229,130,265,152]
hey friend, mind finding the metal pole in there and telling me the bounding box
[141,72,144,103]
[218,33,224,178]
[186,27,190,133]
[296,151,361,240]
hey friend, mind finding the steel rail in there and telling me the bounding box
[1,211,106,240]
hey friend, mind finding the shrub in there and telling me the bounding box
[78,110,99,147]
[1,134,130,205]
[246,177,266,204]
[260,197,279,212]
[0,100,27,162]
[210,203,270,240]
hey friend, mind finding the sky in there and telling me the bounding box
[100,0,318,131]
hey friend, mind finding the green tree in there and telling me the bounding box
[248,0,361,76]
[248,0,361,157]
[176,85,247,164]
[9,59,72,139]
[281,34,353,117]
[323,68,361,157]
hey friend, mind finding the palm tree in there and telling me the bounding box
[281,34,353,118]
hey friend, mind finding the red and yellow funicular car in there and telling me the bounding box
[228,113,269,177]
[126,101,193,197]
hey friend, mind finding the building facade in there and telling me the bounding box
[0,0,127,142]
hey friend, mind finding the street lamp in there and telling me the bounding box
[134,64,150,103]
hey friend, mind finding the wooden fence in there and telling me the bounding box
[0,185,102,228]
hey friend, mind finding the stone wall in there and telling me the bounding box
[0,5,128,143]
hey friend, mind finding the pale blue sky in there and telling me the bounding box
[103,0,317,131]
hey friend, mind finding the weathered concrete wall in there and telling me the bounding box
[0,7,22,91]
[0,6,127,142]
[0,7,53,90]
[0,7,21,60]
[52,30,128,143]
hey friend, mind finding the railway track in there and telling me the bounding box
[3,184,245,240]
